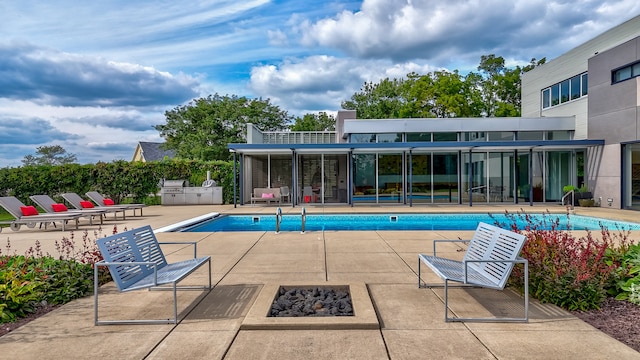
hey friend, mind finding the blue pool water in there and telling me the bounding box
[183,213,640,232]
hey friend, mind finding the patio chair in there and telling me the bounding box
[303,186,316,203]
[0,196,82,232]
[280,186,290,203]
[61,192,127,220]
[30,194,106,225]
[85,191,146,216]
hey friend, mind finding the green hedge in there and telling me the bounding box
[0,159,238,205]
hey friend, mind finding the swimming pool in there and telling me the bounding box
[182,213,640,232]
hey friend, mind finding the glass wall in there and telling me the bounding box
[432,153,458,203]
[298,154,322,204]
[250,156,269,190]
[407,133,431,142]
[353,154,376,203]
[246,154,294,204]
[297,154,348,204]
[546,152,571,202]
[409,153,431,204]
[517,152,544,202]
[624,143,640,210]
[377,154,403,203]
[488,152,514,202]
[462,153,487,203]
[270,155,292,189]
[323,155,346,203]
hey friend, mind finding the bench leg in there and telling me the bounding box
[173,283,178,325]
[418,267,529,323]
[417,259,422,288]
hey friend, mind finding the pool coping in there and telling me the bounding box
[177,212,640,232]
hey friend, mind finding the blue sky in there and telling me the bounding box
[1,0,639,167]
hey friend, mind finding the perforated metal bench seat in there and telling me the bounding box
[119,257,211,292]
[418,222,529,322]
[94,225,211,325]
[418,254,506,289]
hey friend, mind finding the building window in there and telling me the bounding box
[613,61,640,84]
[547,131,572,140]
[570,75,581,100]
[433,132,457,141]
[541,72,588,109]
[377,133,403,142]
[551,84,560,106]
[518,131,544,141]
[542,88,550,108]
[407,132,431,142]
[488,131,514,141]
[351,134,376,143]
[463,132,486,141]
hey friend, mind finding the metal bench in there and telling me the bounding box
[418,222,529,322]
[94,225,211,325]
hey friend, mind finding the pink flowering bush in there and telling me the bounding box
[493,210,634,311]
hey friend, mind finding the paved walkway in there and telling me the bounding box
[1,204,639,359]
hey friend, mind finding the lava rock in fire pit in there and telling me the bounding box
[269,286,354,317]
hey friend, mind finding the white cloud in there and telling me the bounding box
[297,0,640,66]
[0,43,200,107]
[249,55,437,114]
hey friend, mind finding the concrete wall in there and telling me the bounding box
[586,37,640,208]
[337,110,356,143]
[522,15,640,140]
[588,37,640,143]
[588,144,622,208]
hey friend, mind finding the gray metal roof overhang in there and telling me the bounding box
[228,139,604,155]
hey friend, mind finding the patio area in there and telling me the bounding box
[1,204,639,359]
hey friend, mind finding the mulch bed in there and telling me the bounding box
[0,304,59,337]
[571,297,640,352]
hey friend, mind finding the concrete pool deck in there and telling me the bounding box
[1,203,639,359]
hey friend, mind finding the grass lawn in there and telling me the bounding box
[1,208,14,229]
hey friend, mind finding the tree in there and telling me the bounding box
[155,94,292,161]
[22,145,77,166]
[343,54,545,120]
[476,54,546,117]
[290,112,336,131]
[341,78,408,119]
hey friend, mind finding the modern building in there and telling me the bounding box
[229,15,640,210]
[521,14,640,209]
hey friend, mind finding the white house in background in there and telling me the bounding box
[132,142,176,162]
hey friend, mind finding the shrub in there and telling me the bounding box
[606,242,640,303]
[494,210,633,311]
[0,227,114,323]
[0,256,46,322]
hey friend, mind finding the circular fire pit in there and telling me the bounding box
[269,286,353,317]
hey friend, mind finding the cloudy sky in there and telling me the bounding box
[1,0,639,167]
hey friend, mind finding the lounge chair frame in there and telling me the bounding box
[30,194,106,225]
[0,196,81,232]
[61,192,127,220]
[85,191,146,216]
